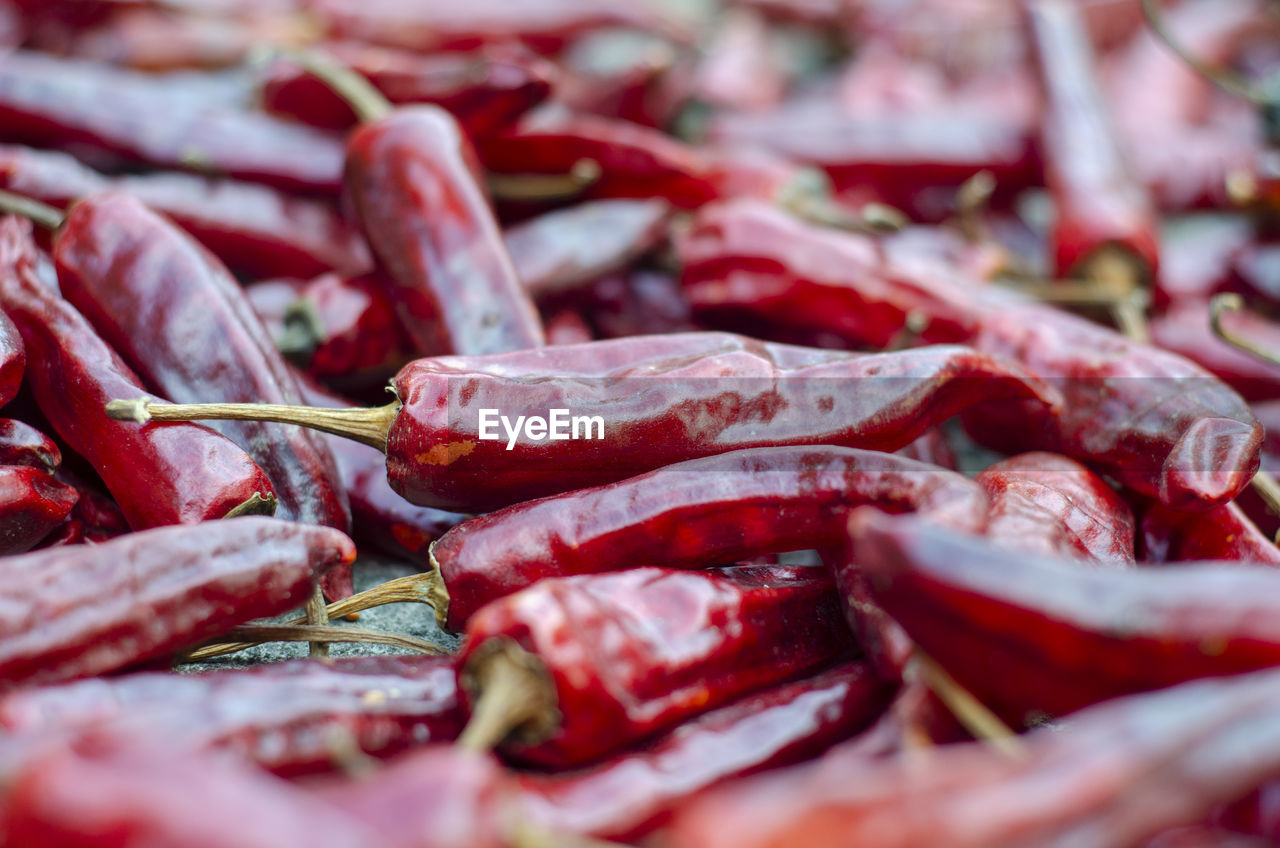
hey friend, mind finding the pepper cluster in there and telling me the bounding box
[0,0,1276,846]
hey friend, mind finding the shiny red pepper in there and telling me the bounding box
[848,508,1280,726]
[0,215,276,529]
[1141,501,1280,567]
[429,445,989,630]
[38,469,128,548]
[458,564,853,767]
[0,464,76,554]
[0,516,352,690]
[0,144,371,278]
[0,302,21,408]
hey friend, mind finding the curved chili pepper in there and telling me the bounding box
[344,101,546,356]
[429,445,989,630]
[666,666,1280,848]
[974,451,1136,564]
[848,508,1280,726]
[0,144,371,278]
[517,662,892,842]
[0,303,22,408]
[0,51,345,193]
[51,194,351,594]
[457,564,853,767]
[0,465,77,554]
[0,418,58,471]
[0,516,353,689]
[262,42,553,136]
[680,200,1261,510]
[1141,501,1280,566]
[1150,300,1280,402]
[0,215,276,529]
[0,655,462,776]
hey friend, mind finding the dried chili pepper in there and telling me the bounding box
[37,469,128,548]
[456,564,853,767]
[0,304,21,408]
[0,516,352,689]
[680,200,1261,510]
[0,465,77,554]
[1150,300,1280,402]
[542,309,594,345]
[585,269,697,339]
[666,665,1280,848]
[0,144,371,278]
[0,215,276,529]
[262,42,553,136]
[1141,501,1280,566]
[974,451,1136,564]
[517,662,892,842]
[0,654,462,775]
[109,332,1056,513]
[894,428,956,470]
[847,508,1280,726]
[426,445,988,630]
[0,418,58,471]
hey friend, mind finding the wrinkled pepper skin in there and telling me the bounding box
[0,740,386,848]
[262,42,553,136]
[1140,501,1280,567]
[0,308,20,408]
[432,445,988,629]
[0,655,462,775]
[346,107,546,357]
[0,418,58,471]
[0,216,275,530]
[975,452,1135,564]
[517,662,894,842]
[680,200,1260,510]
[388,333,1056,512]
[0,516,352,690]
[0,465,76,554]
[52,195,351,591]
[848,509,1280,726]
[0,144,371,279]
[0,51,346,193]
[666,666,1280,848]
[459,564,854,767]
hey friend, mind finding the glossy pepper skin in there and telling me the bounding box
[0,308,20,409]
[388,332,1056,512]
[0,51,345,193]
[0,516,352,690]
[431,445,989,629]
[262,42,553,136]
[975,452,1135,564]
[517,663,894,842]
[0,655,462,776]
[666,666,1280,848]
[0,465,76,554]
[52,195,351,591]
[459,564,853,767]
[680,200,1261,510]
[0,216,276,530]
[37,470,129,548]
[848,509,1280,726]
[0,144,371,279]
[0,418,58,471]
[346,106,545,357]
[1030,0,1159,279]
[1140,501,1280,567]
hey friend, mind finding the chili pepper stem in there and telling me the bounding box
[181,623,449,662]
[1211,293,1280,367]
[911,649,1027,759]
[1251,471,1280,523]
[274,301,326,360]
[458,637,560,752]
[104,398,398,453]
[426,542,452,629]
[487,159,602,202]
[0,189,66,231]
[954,170,996,243]
[222,491,278,518]
[1080,247,1150,343]
[279,49,394,123]
[305,586,330,660]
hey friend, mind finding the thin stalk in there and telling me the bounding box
[457,638,559,752]
[1211,293,1280,367]
[913,650,1027,760]
[281,49,394,123]
[0,189,65,231]
[182,624,449,662]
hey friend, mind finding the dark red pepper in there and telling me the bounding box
[0,418,58,471]
[1141,501,1280,567]
[1150,300,1280,402]
[0,465,77,554]
[38,469,128,548]
[542,308,594,345]
[0,301,22,408]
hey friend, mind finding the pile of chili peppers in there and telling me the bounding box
[0,0,1279,845]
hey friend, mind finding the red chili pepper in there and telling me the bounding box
[680,200,1261,510]
[38,469,129,548]
[0,739,387,848]
[1154,215,1251,310]
[974,451,1136,564]
[1140,501,1280,566]
[0,516,352,689]
[554,27,682,129]
[0,419,57,471]
[0,215,276,528]
[542,309,594,345]
[848,508,1280,726]
[666,665,1280,848]
[49,195,351,581]
[0,465,77,554]
[0,51,345,193]
[1150,300,1280,402]
[262,42,554,136]
[0,144,371,279]
[517,662,893,842]
[457,564,853,767]
[893,428,957,470]
[585,269,697,339]
[0,301,22,408]
[0,654,462,776]
[428,445,989,630]
[1030,0,1160,287]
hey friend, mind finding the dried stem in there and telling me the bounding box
[457,638,559,752]
[104,398,398,453]
[488,159,602,202]
[222,491,278,518]
[0,189,65,231]
[305,586,329,660]
[1141,0,1270,106]
[182,624,449,661]
[913,650,1027,759]
[280,48,393,123]
[1211,293,1280,367]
